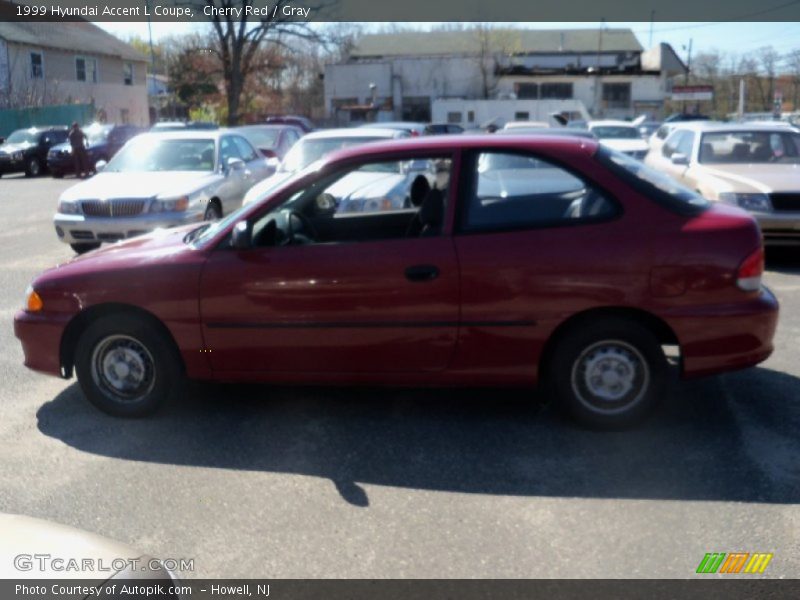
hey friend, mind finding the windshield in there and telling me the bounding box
[84,125,111,145]
[105,137,216,172]
[591,126,641,140]
[698,130,800,164]
[280,136,388,173]
[598,147,709,214]
[6,129,38,145]
[242,128,281,148]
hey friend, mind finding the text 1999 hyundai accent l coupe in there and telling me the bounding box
[15,136,778,427]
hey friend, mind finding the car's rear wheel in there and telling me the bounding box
[25,158,41,177]
[550,318,666,428]
[70,243,101,254]
[74,314,183,417]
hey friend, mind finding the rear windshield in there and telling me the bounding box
[597,146,709,215]
[591,126,641,140]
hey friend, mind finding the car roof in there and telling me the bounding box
[234,124,298,131]
[497,128,596,138]
[320,134,599,166]
[132,130,225,141]
[588,120,637,128]
[669,121,800,133]
[302,128,404,140]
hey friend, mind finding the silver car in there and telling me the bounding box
[54,130,272,253]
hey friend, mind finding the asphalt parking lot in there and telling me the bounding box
[0,172,798,578]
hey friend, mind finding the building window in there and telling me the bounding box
[123,62,134,86]
[467,110,475,123]
[447,111,462,124]
[602,83,631,109]
[76,57,97,83]
[540,83,573,99]
[30,52,43,79]
[514,112,530,120]
[401,96,431,122]
[516,83,538,99]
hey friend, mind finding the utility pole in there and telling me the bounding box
[146,0,158,123]
[682,38,693,114]
[594,19,604,117]
[649,11,655,48]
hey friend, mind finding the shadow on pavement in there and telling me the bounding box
[37,368,800,507]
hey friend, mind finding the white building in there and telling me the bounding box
[324,29,687,125]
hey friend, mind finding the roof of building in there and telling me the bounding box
[0,21,146,62]
[350,29,643,58]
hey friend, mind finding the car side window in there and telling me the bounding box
[219,136,243,164]
[460,151,617,233]
[676,131,695,158]
[247,155,453,247]
[232,135,258,162]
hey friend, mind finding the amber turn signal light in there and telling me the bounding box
[26,289,43,312]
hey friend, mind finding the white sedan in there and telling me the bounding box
[588,120,650,160]
[54,131,272,253]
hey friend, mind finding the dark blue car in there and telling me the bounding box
[47,124,144,177]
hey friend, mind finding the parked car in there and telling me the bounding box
[664,113,711,123]
[233,124,303,162]
[637,121,662,139]
[150,121,219,132]
[53,130,272,253]
[424,123,465,135]
[0,126,68,177]
[17,135,777,428]
[644,122,800,244]
[503,121,551,130]
[47,123,144,177]
[264,115,315,133]
[359,121,427,136]
[242,127,410,206]
[588,120,650,160]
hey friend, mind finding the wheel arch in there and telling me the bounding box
[207,196,223,217]
[60,303,185,378]
[538,306,680,381]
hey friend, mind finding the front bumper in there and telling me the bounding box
[14,310,72,378]
[0,157,25,173]
[752,211,800,245]
[54,211,205,245]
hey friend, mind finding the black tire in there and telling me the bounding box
[25,157,41,177]
[204,201,222,221]
[549,317,666,429]
[70,243,101,254]
[74,314,184,417]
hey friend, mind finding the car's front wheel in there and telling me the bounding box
[70,243,101,254]
[74,314,184,417]
[25,157,41,177]
[550,318,666,428]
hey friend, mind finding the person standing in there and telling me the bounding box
[68,122,89,178]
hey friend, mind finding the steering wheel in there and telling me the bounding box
[277,209,318,245]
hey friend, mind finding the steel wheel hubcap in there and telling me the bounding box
[91,335,155,403]
[570,340,649,414]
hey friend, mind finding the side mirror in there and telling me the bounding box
[670,153,689,166]
[265,157,280,172]
[95,160,107,172]
[231,221,252,249]
[227,157,246,172]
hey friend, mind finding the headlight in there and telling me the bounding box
[57,199,82,214]
[719,193,772,212]
[150,195,190,213]
[24,285,43,313]
[13,151,23,160]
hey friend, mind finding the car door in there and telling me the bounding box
[198,153,460,375]
[216,135,250,214]
[232,134,269,186]
[451,149,627,379]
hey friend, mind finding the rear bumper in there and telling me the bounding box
[666,286,779,378]
[13,310,71,378]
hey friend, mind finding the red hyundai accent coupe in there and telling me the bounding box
[15,136,778,427]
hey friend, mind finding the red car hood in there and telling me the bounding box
[37,224,204,287]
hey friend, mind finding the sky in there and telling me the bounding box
[97,21,800,61]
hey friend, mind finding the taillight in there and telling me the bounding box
[736,246,764,292]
